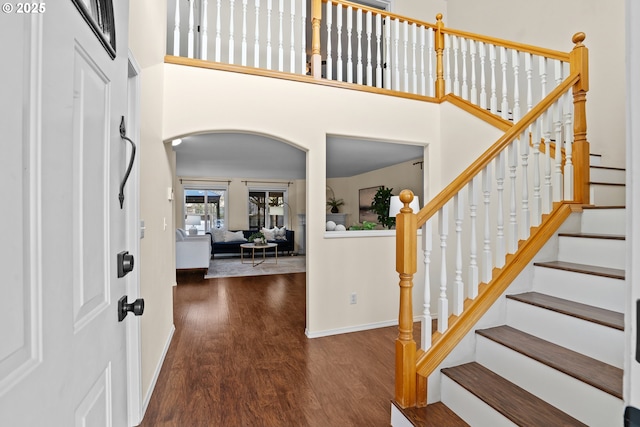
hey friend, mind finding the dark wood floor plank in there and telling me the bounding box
[534,260,625,279]
[138,272,458,427]
[507,291,624,330]
[476,325,623,399]
[441,362,587,426]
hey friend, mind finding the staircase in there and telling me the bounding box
[393,162,627,426]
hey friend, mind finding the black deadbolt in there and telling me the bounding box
[117,251,134,278]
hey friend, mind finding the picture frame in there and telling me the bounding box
[71,0,117,59]
[359,186,381,223]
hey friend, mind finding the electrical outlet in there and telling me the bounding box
[350,292,357,304]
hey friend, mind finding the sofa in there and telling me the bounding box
[206,228,294,257]
[175,229,211,270]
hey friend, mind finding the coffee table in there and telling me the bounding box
[240,242,278,267]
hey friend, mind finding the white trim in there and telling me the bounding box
[142,324,176,418]
[305,315,428,339]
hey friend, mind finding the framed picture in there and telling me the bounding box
[71,0,117,59]
[359,186,380,223]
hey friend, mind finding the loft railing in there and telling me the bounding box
[393,33,589,408]
[167,0,573,122]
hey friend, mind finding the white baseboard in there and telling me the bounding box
[141,324,175,420]
[305,315,433,339]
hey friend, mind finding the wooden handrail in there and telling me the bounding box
[320,0,437,29]
[416,73,579,228]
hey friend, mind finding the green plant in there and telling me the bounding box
[349,220,377,230]
[326,197,344,213]
[371,186,395,229]
[248,231,266,244]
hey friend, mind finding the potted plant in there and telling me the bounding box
[327,197,344,213]
[371,186,395,229]
[248,231,267,246]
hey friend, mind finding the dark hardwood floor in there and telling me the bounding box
[139,271,420,427]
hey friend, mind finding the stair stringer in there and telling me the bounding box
[421,204,582,404]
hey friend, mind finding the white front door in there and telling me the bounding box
[0,1,136,425]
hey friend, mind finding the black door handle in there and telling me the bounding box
[118,295,144,321]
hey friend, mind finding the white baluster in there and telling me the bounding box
[427,27,434,96]
[555,59,563,88]
[266,0,272,69]
[188,0,195,58]
[278,0,283,71]
[421,219,433,350]
[496,151,505,266]
[384,16,391,89]
[411,23,417,93]
[500,47,508,120]
[512,51,520,121]
[366,11,372,85]
[419,25,426,95]
[508,139,518,253]
[201,0,209,59]
[540,56,552,211]
[521,130,531,239]
[553,99,563,202]
[375,13,382,88]
[438,205,449,333]
[403,20,409,92]
[479,42,487,110]
[173,0,181,56]
[489,44,497,114]
[356,8,363,84]
[325,0,332,79]
[300,0,306,74]
[393,19,399,90]
[346,6,353,83]
[241,0,248,66]
[532,116,542,226]
[470,39,477,104]
[461,37,468,100]
[254,0,260,66]
[444,34,451,93]
[289,0,295,73]
[525,53,533,114]
[563,91,574,200]
[468,176,479,299]
[228,0,235,63]
[336,4,342,81]
[215,0,222,62]
[452,35,460,96]
[453,194,464,315]
[482,166,492,283]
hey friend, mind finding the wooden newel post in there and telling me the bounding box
[395,189,417,408]
[434,13,445,99]
[311,0,322,79]
[570,32,590,204]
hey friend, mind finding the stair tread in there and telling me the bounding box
[558,232,625,240]
[507,292,624,330]
[590,165,626,171]
[590,181,625,186]
[476,326,623,399]
[393,401,469,426]
[582,205,625,209]
[442,362,587,426]
[534,260,625,279]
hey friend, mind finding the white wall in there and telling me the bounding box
[129,0,176,408]
[445,0,626,168]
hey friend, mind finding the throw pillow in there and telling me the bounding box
[224,230,247,242]
[261,227,275,241]
[274,226,287,240]
[211,227,227,243]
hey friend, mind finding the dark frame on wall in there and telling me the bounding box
[71,0,116,59]
[359,186,380,223]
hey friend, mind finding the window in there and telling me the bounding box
[184,188,226,233]
[249,189,287,229]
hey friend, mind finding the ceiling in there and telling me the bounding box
[173,133,424,179]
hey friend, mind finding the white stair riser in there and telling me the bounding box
[557,235,625,270]
[590,184,626,206]
[532,266,625,312]
[441,375,517,427]
[590,167,626,185]
[581,208,626,235]
[590,154,602,166]
[476,336,623,427]
[506,299,624,368]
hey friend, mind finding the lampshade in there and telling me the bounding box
[269,206,284,216]
[185,215,201,226]
[388,195,420,217]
